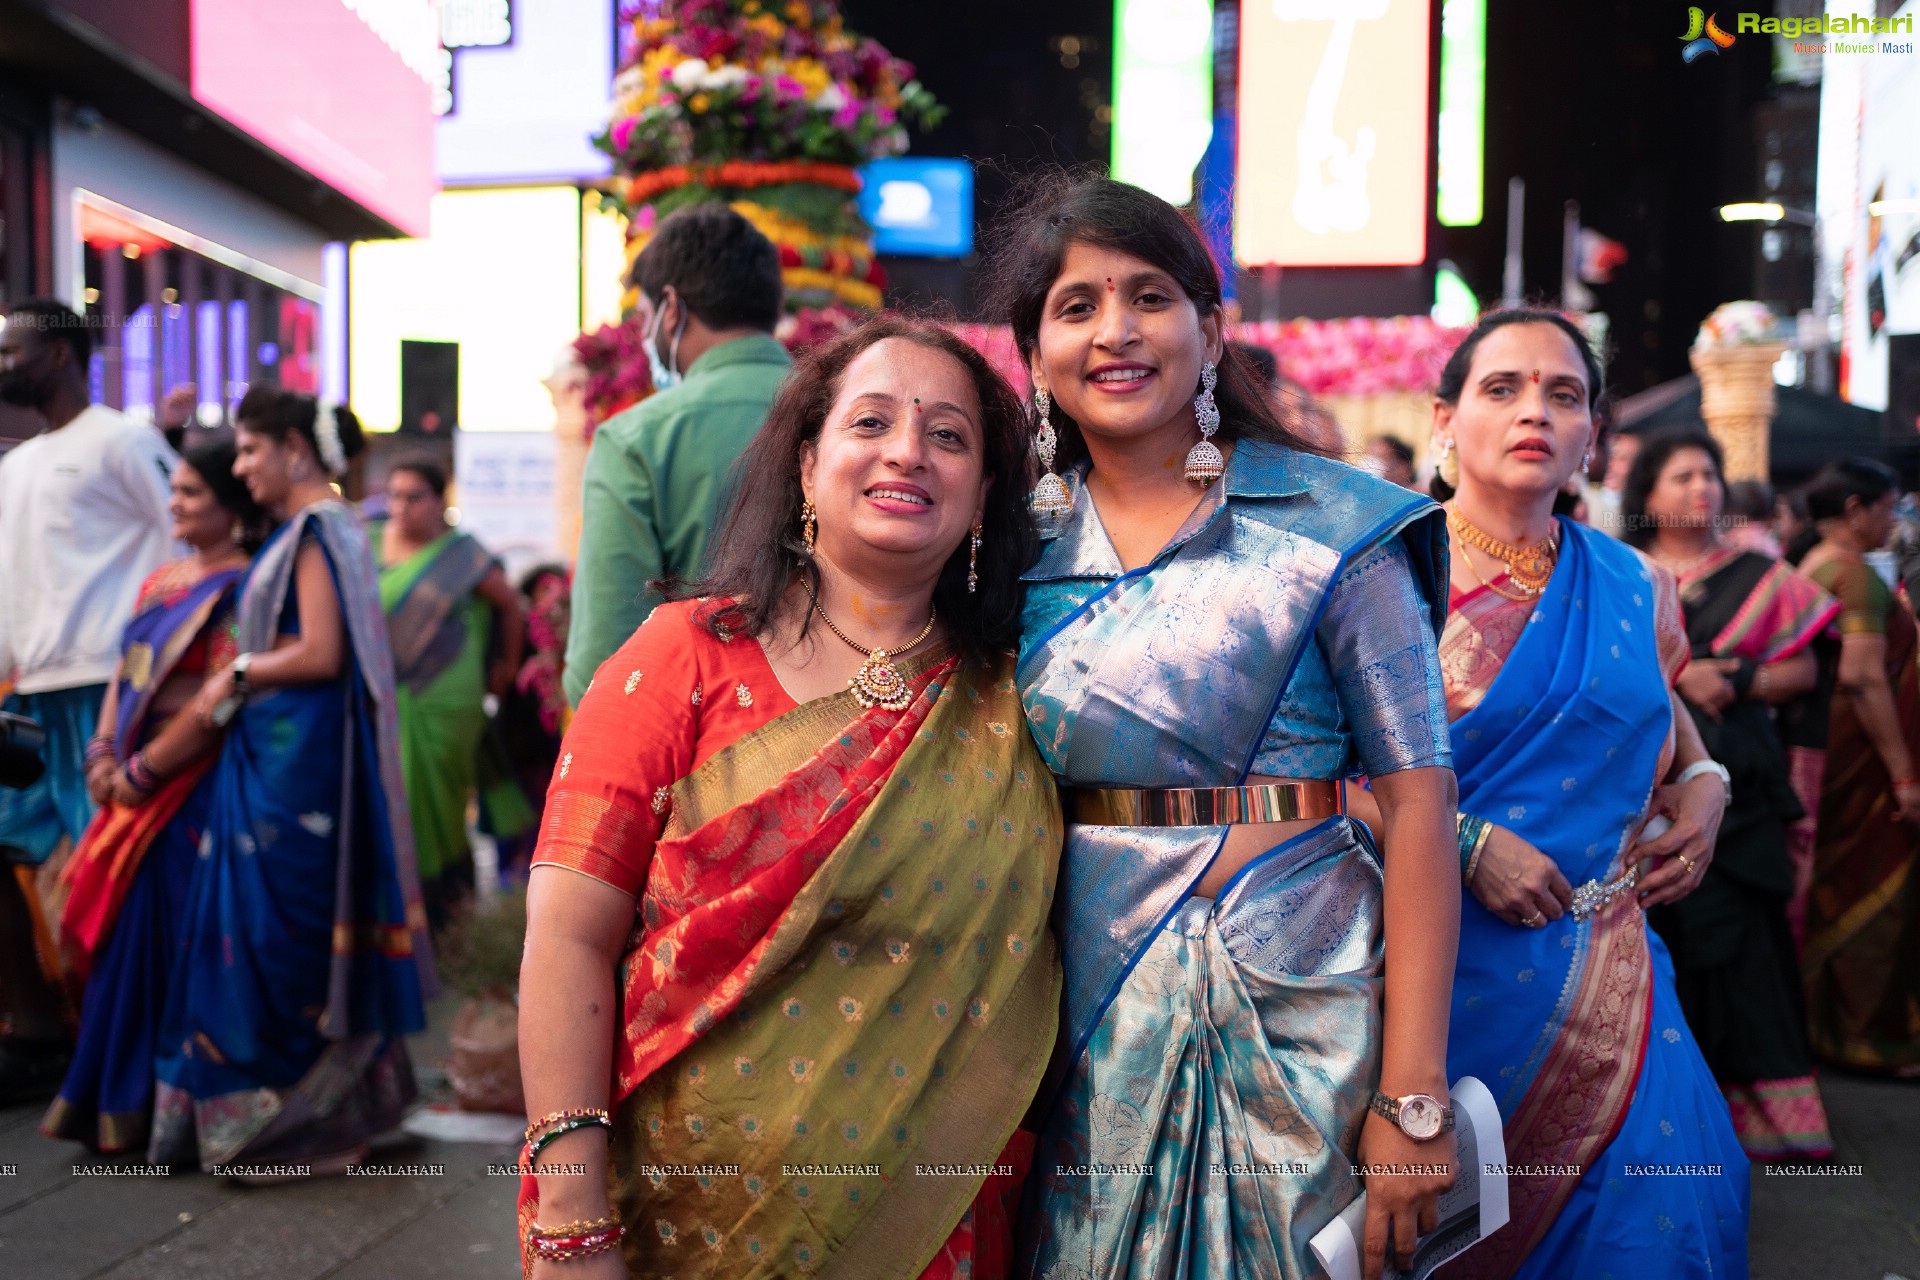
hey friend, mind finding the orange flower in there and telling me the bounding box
[689,93,711,113]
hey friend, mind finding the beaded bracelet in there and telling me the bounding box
[525,1107,611,1145]
[528,1224,624,1263]
[525,1114,612,1167]
[84,735,117,765]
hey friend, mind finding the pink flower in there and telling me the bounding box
[610,115,639,155]
[774,75,804,100]
[831,100,861,130]
[741,74,762,103]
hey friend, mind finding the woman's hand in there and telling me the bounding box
[189,668,236,730]
[488,656,516,702]
[1466,825,1572,928]
[1357,1108,1456,1280]
[1632,775,1727,907]
[85,757,118,807]
[1675,658,1736,719]
[107,767,149,809]
[1892,779,1920,826]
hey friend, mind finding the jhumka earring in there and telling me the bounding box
[1030,387,1072,519]
[1184,361,1224,485]
[800,499,817,555]
[1433,436,1459,487]
[966,523,983,594]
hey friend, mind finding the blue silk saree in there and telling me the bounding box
[1014,443,1451,1279]
[1439,521,1747,1280]
[149,502,436,1170]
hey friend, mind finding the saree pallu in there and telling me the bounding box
[1803,572,1920,1075]
[378,527,496,924]
[1440,523,1746,1280]
[45,562,240,1153]
[1014,448,1447,1279]
[149,504,434,1169]
[1649,549,1838,1159]
[520,652,1062,1279]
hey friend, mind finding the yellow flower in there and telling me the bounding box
[786,57,830,98]
[748,13,785,40]
[689,93,711,113]
[786,0,812,28]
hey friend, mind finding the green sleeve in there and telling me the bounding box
[564,429,666,706]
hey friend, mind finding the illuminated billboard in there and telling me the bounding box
[1235,0,1431,266]
[1111,0,1215,206]
[858,158,975,258]
[190,0,439,235]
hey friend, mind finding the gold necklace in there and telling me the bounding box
[1447,509,1559,596]
[807,586,937,711]
[1458,541,1535,602]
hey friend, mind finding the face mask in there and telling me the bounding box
[644,295,686,392]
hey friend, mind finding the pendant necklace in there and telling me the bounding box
[1447,509,1560,598]
[808,585,937,711]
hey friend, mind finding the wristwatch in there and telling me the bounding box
[231,652,254,695]
[211,653,253,729]
[1370,1091,1455,1141]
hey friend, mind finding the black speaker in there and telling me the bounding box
[400,339,459,435]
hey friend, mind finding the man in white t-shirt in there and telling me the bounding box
[0,299,176,1100]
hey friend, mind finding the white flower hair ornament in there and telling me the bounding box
[313,401,349,478]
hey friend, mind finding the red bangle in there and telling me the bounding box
[1893,776,1920,790]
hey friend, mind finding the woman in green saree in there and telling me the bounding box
[375,459,526,928]
[516,316,1062,1278]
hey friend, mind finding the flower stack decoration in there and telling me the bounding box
[598,0,943,352]
[1690,300,1786,482]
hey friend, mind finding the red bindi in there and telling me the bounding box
[1530,370,1541,384]
[1106,277,1115,292]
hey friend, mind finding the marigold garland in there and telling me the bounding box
[623,161,864,208]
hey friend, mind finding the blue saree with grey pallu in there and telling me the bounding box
[149,501,438,1170]
[1438,520,1747,1280]
[1014,441,1450,1279]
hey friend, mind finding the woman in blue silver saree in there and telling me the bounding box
[1395,311,1746,1278]
[148,389,436,1175]
[990,175,1462,1279]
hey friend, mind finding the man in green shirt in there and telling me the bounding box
[565,205,789,705]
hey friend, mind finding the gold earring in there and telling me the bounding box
[1433,436,1459,487]
[800,499,816,555]
[967,523,983,594]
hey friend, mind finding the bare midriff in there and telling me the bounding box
[1188,774,1339,898]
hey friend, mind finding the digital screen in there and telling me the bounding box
[1235,0,1432,266]
[1111,0,1215,206]
[858,158,975,258]
[190,0,439,235]
[434,0,613,184]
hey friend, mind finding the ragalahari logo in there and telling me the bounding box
[1680,8,1736,62]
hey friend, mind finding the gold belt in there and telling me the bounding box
[1069,780,1344,827]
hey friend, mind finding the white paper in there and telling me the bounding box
[1309,1076,1509,1280]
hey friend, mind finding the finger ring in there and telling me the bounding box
[1677,854,1696,875]
[1521,912,1544,928]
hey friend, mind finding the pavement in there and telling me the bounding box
[1,1003,1915,1278]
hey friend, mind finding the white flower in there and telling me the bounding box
[813,83,848,112]
[671,59,711,93]
[704,64,751,91]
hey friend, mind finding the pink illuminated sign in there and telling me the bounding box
[190,0,438,235]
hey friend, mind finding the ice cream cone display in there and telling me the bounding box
[1691,302,1786,482]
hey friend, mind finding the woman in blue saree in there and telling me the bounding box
[44,436,262,1152]
[1406,310,1746,1278]
[148,389,435,1175]
[992,176,1461,1279]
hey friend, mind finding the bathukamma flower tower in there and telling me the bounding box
[598,0,942,349]
[1690,301,1787,482]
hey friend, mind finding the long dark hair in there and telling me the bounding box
[1428,307,1608,514]
[982,170,1324,467]
[681,315,1037,669]
[1619,426,1725,549]
[178,432,273,552]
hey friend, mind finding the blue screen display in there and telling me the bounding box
[858,158,975,258]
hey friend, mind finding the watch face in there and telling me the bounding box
[1399,1095,1443,1140]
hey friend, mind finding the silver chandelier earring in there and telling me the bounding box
[1432,436,1458,487]
[966,523,983,594]
[1030,387,1072,519]
[1184,361,1224,485]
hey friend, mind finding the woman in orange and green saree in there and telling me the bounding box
[516,316,1062,1279]
[1797,457,1920,1076]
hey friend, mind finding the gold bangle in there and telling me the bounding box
[530,1215,622,1239]
[1463,823,1493,885]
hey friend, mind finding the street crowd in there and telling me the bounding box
[2,173,1916,1280]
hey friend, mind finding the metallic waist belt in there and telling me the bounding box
[1069,779,1344,827]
